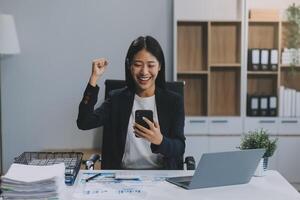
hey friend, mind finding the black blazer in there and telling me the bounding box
[77,84,185,169]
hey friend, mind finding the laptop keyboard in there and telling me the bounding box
[179,181,191,186]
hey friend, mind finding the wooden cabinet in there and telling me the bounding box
[244,117,278,134]
[184,117,209,135]
[175,0,300,186]
[247,21,300,116]
[176,21,241,117]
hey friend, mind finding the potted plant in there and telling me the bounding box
[285,3,300,71]
[239,129,278,174]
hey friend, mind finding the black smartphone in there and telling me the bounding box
[135,110,153,129]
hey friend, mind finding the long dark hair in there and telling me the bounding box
[125,36,166,91]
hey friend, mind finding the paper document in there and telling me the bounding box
[1,163,66,199]
[73,172,168,200]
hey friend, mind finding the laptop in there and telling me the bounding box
[166,149,265,189]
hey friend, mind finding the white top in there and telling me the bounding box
[121,94,163,169]
[70,170,300,200]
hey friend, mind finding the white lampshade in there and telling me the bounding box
[0,14,20,54]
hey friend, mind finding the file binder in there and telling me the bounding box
[270,49,278,71]
[260,96,268,116]
[249,49,260,70]
[248,95,259,116]
[260,49,269,70]
[269,96,277,116]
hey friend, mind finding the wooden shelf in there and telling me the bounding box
[210,63,240,67]
[178,74,207,116]
[176,20,242,116]
[280,64,300,68]
[210,22,241,64]
[176,18,299,117]
[178,71,208,75]
[247,75,277,96]
[178,20,242,23]
[248,22,279,49]
[246,17,300,118]
[175,16,300,116]
[247,71,278,75]
[210,20,242,23]
[177,22,208,71]
[247,20,281,101]
[249,20,280,23]
[210,68,240,116]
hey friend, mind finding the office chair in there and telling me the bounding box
[84,79,195,170]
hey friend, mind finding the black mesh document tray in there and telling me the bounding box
[14,152,83,185]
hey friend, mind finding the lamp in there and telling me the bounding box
[0,14,20,173]
[0,14,20,54]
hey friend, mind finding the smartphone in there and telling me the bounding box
[135,110,153,129]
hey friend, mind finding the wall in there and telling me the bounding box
[0,0,173,172]
[175,0,242,21]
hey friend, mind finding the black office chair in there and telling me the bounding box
[104,80,185,100]
[84,79,195,170]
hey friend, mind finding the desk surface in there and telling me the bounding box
[66,170,300,200]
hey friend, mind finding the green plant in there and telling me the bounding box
[286,3,300,71]
[240,129,278,158]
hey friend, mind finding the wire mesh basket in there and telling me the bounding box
[14,152,83,185]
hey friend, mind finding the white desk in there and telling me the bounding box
[66,170,300,200]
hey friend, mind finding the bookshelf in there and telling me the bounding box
[247,21,280,111]
[174,0,300,188]
[246,20,300,117]
[176,21,242,117]
[177,21,208,116]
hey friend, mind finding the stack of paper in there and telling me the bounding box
[1,163,66,199]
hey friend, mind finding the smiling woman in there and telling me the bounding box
[130,49,160,97]
[77,36,185,170]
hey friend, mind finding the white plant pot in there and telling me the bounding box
[254,157,268,177]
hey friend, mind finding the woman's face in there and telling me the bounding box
[130,49,161,96]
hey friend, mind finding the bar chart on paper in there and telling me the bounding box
[73,171,168,200]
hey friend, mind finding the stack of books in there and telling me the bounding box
[1,163,65,199]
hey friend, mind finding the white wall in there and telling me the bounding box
[175,0,242,21]
[174,0,300,21]
[0,0,173,172]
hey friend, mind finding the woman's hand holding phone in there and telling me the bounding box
[89,58,108,86]
[133,117,163,145]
